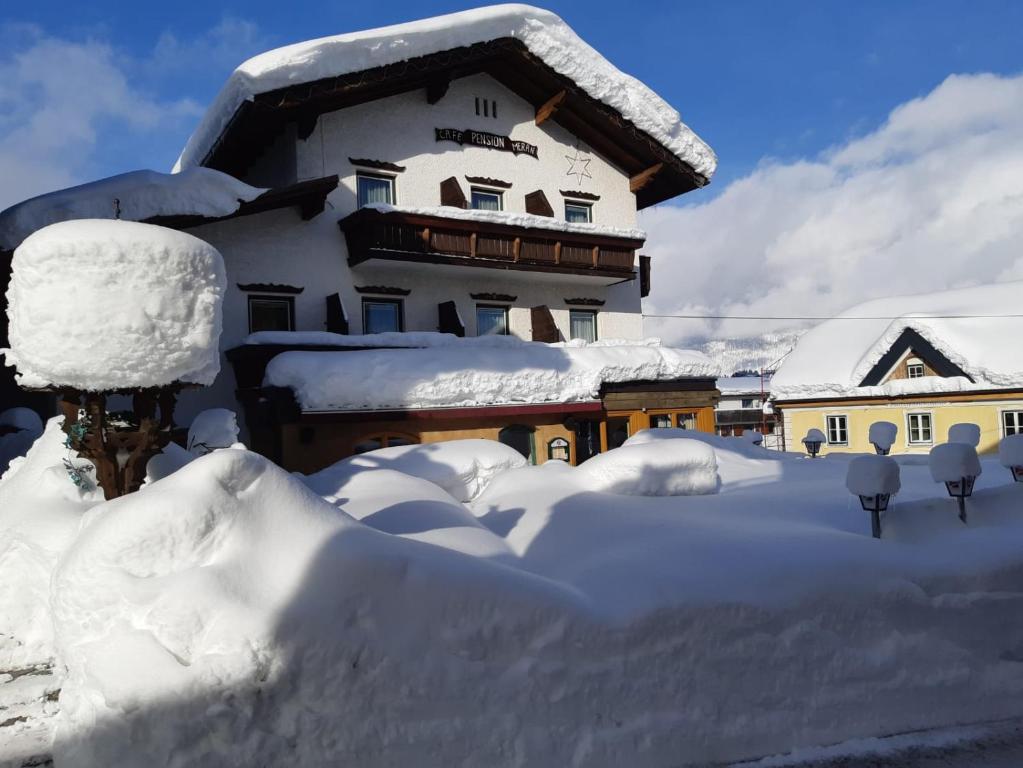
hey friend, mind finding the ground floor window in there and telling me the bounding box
[650,414,673,429]
[607,417,630,450]
[499,425,536,464]
[677,412,697,430]
[362,298,403,334]
[1004,410,1023,436]
[569,310,597,343]
[248,295,294,333]
[907,412,933,444]
[476,305,509,336]
[353,432,419,454]
[826,414,848,445]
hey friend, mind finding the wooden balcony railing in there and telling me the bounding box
[339,208,643,278]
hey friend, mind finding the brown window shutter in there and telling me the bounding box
[530,305,561,342]
[639,255,651,298]
[437,300,465,337]
[325,293,349,334]
[524,189,554,217]
[440,177,467,208]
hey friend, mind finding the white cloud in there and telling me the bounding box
[147,16,267,78]
[641,72,1023,345]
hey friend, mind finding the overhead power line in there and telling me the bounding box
[643,313,1023,321]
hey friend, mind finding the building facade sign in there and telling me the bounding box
[435,128,539,158]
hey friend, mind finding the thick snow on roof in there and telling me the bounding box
[716,376,771,395]
[0,168,265,252]
[772,281,1023,401]
[264,337,717,411]
[173,5,717,177]
[3,220,225,391]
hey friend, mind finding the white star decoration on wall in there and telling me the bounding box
[565,148,592,184]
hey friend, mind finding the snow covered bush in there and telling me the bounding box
[186,408,240,455]
[578,439,719,496]
[948,422,981,447]
[868,421,898,455]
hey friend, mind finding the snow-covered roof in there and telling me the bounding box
[3,220,225,391]
[263,336,717,412]
[772,281,1023,401]
[173,5,717,179]
[0,168,265,252]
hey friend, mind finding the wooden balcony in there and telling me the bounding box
[338,208,643,280]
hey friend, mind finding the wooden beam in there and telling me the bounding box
[630,163,664,194]
[535,90,566,126]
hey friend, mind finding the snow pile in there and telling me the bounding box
[578,439,719,496]
[265,337,717,411]
[186,408,240,454]
[0,168,265,251]
[948,422,981,447]
[998,434,1023,470]
[845,455,901,497]
[174,5,716,178]
[307,439,527,503]
[3,220,226,391]
[772,281,1023,400]
[868,421,899,452]
[929,442,983,483]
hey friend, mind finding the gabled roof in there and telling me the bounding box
[172,5,716,209]
[771,281,1023,402]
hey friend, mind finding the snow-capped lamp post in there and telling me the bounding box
[846,454,900,538]
[948,422,981,448]
[928,442,982,525]
[2,219,225,499]
[802,428,826,458]
[868,421,898,456]
[999,434,1023,483]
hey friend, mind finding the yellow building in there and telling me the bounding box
[770,283,1023,456]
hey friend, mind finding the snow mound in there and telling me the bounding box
[845,455,901,497]
[929,443,983,483]
[624,427,791,462]
[578,439,719,496]
[3,220,226,390]
[999,434,1023,468]
[187,408,240,455]
[948,422,981,447]
[0,167,265,251]
[265,338,717,411]
[868,421,899,451]
[174,5,716,178]
[307,439,527,503]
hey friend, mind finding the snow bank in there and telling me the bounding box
[174,5,716,178]
[0,168,265,251]
[3,220,225,391]
[845,455,901,497]
[948,422,981,447]
[998,434,1023,469]
[772,281,1023,400]
[265,338,717,411]
[578,439,719,496]
[868,421,899,451]
[929,443,983,483]
[307,439,527,503]
[186,408,240,454]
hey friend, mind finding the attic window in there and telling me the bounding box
[907,357,924,378]
[474,97,497,119]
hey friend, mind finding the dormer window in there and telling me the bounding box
[470,188,503,211]
[907,357,925,378]
[356,172,395,208]
[474,97,498,118]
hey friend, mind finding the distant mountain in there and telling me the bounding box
[699,330,804,376]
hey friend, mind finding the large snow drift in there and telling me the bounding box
[578,439,720,496]
[771,281,1023,400]
[265,337,717,411]
[173,4,716,178]
[3,220,226,391]
[0,168,265,251]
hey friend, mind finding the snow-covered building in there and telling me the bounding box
[714,375,776,440]
[0,5,721,471]
[771,282,1023,455]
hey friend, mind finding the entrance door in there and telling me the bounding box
[574,420,601,463]
[499,425,536,464]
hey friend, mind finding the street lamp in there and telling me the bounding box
[868,421,898,456]
[999,434,1023,482]
[846,454,900,538]
[929,442,982,524]
[802,428,826,458]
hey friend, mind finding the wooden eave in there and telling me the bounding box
[146,175,339,230]
[199,39,708,209]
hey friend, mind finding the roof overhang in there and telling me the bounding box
[858,327,973,386]
[199,39,708,208]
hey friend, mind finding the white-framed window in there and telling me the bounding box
[248,295,294,333]
[356,172,395,208]
[826,415,848,445]
[1003,410,1023,437]
[741,398,759,409]
[569,309,597,343]
[564,201,592,223]
[677,412,697,429]
[476,305,509,336]
[907,363,925,378]
[470,188,503,211]
[362,298,403,334]
[650,414,672,429]
[907,412,933,444]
